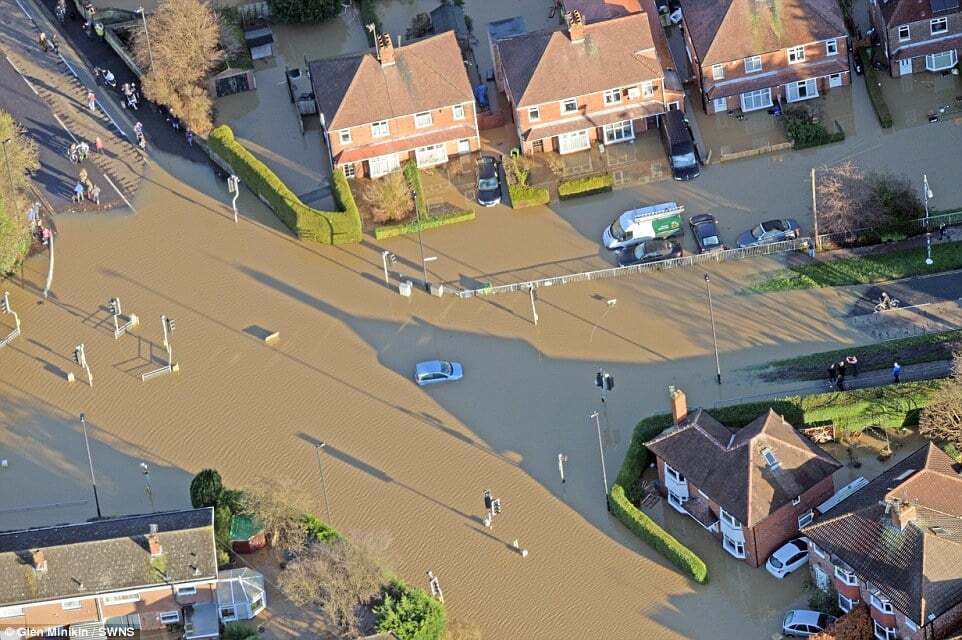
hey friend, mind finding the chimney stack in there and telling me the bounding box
[148,524,163,557]
[566,10,586,43]
[377,33,396,67]
[31,549,47,573]
[670,388,688,425]
[892,500,917,530]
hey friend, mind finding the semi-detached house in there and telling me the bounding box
[0,508,264,638]
[803,444,962,640]
[309,31,480,179]
[644,390,841,568]
[679,0,851,114]
[869,0,961,76]
[495,8,684,155]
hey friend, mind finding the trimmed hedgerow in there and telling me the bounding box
[860,48,893,129]
[508,183,550,208]
[374,210,475,239]
[558,173,614,200]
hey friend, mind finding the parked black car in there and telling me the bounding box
[477,155,502,207]
[616,239,683,266]
[660,110,700,181]
[688,213,724,253]
[736,218,801,248]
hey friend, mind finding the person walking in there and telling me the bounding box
[89,184,101,205]
[846,355,858,377]
[95,136,104,154]
[836,360,846,391]
[87,90,96,112]
[893,362,902,384]
[73,181,85,203]
[828,362,838,388]
[185,128,193,147]
[39,32,49,52]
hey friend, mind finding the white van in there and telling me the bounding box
[602,202,685,250]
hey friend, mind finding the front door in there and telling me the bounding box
[899,58,913,76]
[457,138,471,154]
[814,566,830,590]
[829,73,842,88]
[368,154,400,178]
[557,129,590,154]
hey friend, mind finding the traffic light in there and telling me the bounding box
[73,345,83,364]
[604,374,614,392]
[0,293,9,314]
[492,498,502,515]
[388,252,397,265]
[107,298,119,315]
[165,317,176,333]
[483,489,492,511]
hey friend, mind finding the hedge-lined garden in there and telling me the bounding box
[208,125,362,245]
[373,161,474,238]
[783,108,845,150]
[558,174,614,200]
[508,183,550,208]
[860,48,894,129]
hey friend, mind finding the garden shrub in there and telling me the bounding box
[508,183,550,208]
[302,514,340,543]
[374,210,475,239]
[269,0,340,23]
[190,469,223,508]
[359,0,381,45]
[222,622,259,640]
[558,174,614,199]
[374,578,447,640]
[208,125,362,244]
[860,49,893,128]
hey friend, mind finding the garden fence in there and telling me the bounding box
[815,209,962,249]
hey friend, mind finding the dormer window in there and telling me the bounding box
[761,447,781,470]
[719,508,741,528]
[834,565,858,586]
[871,593,894,614]
[664,463,685,483]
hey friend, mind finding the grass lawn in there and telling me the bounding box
[757,330,962,381]
[749,241,962,293]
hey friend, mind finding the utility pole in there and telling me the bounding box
[923,174,934,266]
[810,167,820,251]
[136,7,154,69]
[528,285,539,326]
[313,442,333,525]
[73,343,93,386]
[704,274,722,385]
[412,189,429,291]
[140,462,154,511]
[43,230,54,300]
[589,412,610,512]
[80,414,102,519]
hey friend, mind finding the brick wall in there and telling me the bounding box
[100,582,216,630]
[884,12,962,77]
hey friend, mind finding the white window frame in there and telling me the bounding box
[62,599,82,610]
[176,585,197,597]
[871,593,894,614]
[641,81,655,97]
[664,463,685,483]
[931,17,948,35]
[788,46,806,64]
[414,112,433,128]
[0,606,24,618]
[370,121,389,138]
[561,98,578,114]
[740,87,773,112]
[898,25,910,41]
[102,592,141,605]
[528,106,540,122]
[604,89,622,105]
[835,565,858,586]
[713,97,728,113]
[711,64,724,80]
[603,120,634,144]
[719,508,740,529]
[905,618,918,632]
[812,543,826,558]
[342,163,356,179]
[792,496,801,506]
[926,50,958,71]
[798,510,814,528]
[627,86,641,99]
[452,104,465,120]
[220,606,238,622]
[825,39,838,56]
[839,593,856,612]
[873,620,898,640]
[744,56,762,73]
[338,129,351,144]
[722,535,746,558]
[159,611,181,624]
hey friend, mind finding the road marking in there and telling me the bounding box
[103,173,135,212]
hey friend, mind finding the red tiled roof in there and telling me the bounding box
[522,102,664,140]
[893,33,962,59]
[679,0,846,65]
[706,57,850,98]
[881,0,961,29]
[335,125,477,163]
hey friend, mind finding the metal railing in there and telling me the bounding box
[815,209,962,249]
[456,237,812,298]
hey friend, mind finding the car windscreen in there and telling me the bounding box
[609,220,626,240]
[816,614,830,629]
[671,151,697,168]
[762,220,786,232]
[478,177,498,191]
[440,361,453,375]
[769,556,784,569]
[751,224,765,239]
[702,234,720,247]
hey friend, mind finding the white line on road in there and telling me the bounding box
[103,173,135,212]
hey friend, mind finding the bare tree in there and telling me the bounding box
[362,172,414,223]
[816,161,873,234]
[277,537,385,634]
[240,478,311,556]
[920,352,962,450]
[132,0,222,133]
[0,109,40,274]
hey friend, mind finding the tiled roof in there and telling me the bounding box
[563,0,643,22]
[893,33,962,59]
[679,0,846,65]
[497,11,671,108]
[645,408,841,527]
[336,124,477,163]
[0,508,216,606]
[308,31,474,131]
[522,102,665,140]
[706,56,850,98]
[803,444,962,625]
[880,0,961,29]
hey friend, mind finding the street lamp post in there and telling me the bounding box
[412,189,429,291]
[136,7,154,69]
[589,412,610,512]
[313,442,333,525]
[79,414,102,518]
[140,462,155,511]
[923,174,934,266]
[704,274,722,385]
[2,139,15,209]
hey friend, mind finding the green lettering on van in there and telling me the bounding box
[652,214,683,238]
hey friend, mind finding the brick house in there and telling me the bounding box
[494,8,684,155]
[644,389,841,567]
[803,444,962,640]
[868,0,961,77]
[309,31,480,179]
[0,508,247,638]
[678,0,851,114]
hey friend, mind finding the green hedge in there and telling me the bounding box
[374,210,475,239]
[359,0,381,45]
[374,578,446,640]
[783,108,845,149]
[860,49,893,129]
[793,130,845,150]
[302,514,340,543]
[558,174,614,200]
[208,125,362,244]
[508,183,549,208]
[403,160,427,217]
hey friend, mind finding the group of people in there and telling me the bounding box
[134,121,147,150]
[72,168,101,205]
[67,141,90,164]
[37,31,59,54]
[827,355,859,391]
[122,82,139,110]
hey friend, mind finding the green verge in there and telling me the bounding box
[208,125,362,245]
[860,48,893,129]
[374,210,476,239]
[749,240,962,292]
[508,183,550,209]
[611,381,938,582]
[558,174,614,200]
[758,330,962,381]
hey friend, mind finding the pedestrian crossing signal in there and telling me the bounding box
[108,298,119,315]
[165,318,176,333]
[73,346,82,364]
